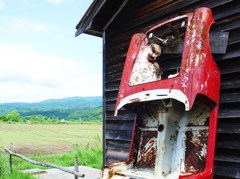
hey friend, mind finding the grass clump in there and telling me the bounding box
[0,147,102,179]
[12,148,103,171]
[0,152,34,179]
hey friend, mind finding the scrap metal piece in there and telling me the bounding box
[101,7,220,179]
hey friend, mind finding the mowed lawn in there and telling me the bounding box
[0,123,102,155]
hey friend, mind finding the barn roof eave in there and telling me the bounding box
[75,0,124,37]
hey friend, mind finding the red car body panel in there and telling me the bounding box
[102,8,220,179]
[115,8,219,114]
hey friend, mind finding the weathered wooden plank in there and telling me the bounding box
[216,134,240,149]
[221,47,240,61]
[106,46,128,59]
[215,148,240,162]
[228,29,240,45]
[132,0,175,19]
[106,72,123,83]
[105,81,121,92]
[106,149,129,161]
[105,33,130,48]
[220,66,240,75]
[107,0,201,37]
[214,162,240,178]
[105,90,118,102]
[215,16,240,32]
[106,102,116,112]
[212,0,239,20]
[106,53,127,65]
[106,61,125,75]
[220,93,240,104]
[106,110,135,121]
[105,120,134,131]
[106,139,131,151]
[218,109,240,119]
[107,0,236,50]
[106,130,133,141]
[215,154,240,163]
[218,56,240,75]
[221,77,240,90]
[218,123,240,134]
[106,38,130,52]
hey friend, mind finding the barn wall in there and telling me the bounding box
[103,0,240,178]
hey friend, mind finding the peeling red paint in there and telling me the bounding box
[114,8,220,115]
[101,7,220,179]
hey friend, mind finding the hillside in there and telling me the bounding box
[0,96,102,114]
[0,96,102,121]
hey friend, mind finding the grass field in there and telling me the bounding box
[0,123,102,154]
[0,123,103,178]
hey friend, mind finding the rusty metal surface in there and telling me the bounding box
[101,99,213,178]
[188,101,210,126]
[129,43,162,86]
[136,130,157,169]
[100,8,220,179]
[185,130,208,173]
[114,8,220,116]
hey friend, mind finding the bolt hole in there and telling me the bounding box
[158,124,164,132]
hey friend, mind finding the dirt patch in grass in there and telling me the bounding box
[0,123,102,155]
[15,144,73,155]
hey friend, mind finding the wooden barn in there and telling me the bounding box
[75,0,240,178]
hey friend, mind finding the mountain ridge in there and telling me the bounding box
[0,96,102,114]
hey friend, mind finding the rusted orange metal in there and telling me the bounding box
[101,7,220,179]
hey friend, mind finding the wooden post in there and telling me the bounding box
[4,148,85,178]
[74,157,79,179]
[9,143,13,173]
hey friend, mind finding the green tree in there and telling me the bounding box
[0,114,7,122]
[6,110,22,122]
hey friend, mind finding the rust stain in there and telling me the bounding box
[185,130,208,173]
[129,43,162,85]
[103,8,218,179]
[136,130,158,169]
[188,101,210,126]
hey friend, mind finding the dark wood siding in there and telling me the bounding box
[103,0,240,178]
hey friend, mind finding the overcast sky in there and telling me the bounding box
[0,0,102,103]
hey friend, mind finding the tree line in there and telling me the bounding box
[0,107,102,123]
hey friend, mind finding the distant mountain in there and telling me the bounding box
[0,96,102,115]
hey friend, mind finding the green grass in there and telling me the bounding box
[0,123,103,178]
[12,148,103,170]
[0,152,34,179]
[0,148,102,179]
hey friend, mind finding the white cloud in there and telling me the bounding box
[0,16,50,35]
[46,0,64,4]
[0,44,102,103]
